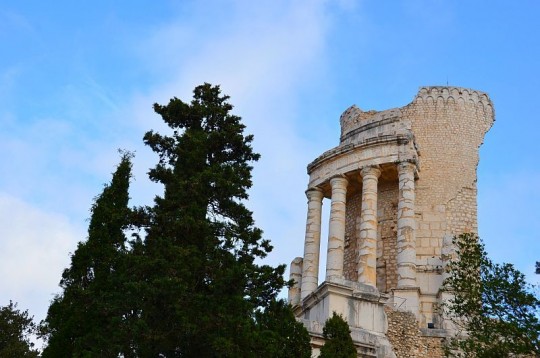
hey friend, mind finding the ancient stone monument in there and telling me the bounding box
[288,86,494,357]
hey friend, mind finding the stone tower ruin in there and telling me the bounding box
[288,86,494,357]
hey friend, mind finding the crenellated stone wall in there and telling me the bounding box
[403,86,493,219]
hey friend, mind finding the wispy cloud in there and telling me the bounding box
[120,0,335,268]
[5,0,537,330]
[0,0,337,322]
[0,193,83,320]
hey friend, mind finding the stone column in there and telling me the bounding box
[358,166,381,287]
[300,188,324,300]
[397,162,417,287]
[289,257,303,306]
[326,176,348,280]
[439,234,456,330]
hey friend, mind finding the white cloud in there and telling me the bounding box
[4,0,537,335]
[119,0,334,270]
[0,0,340,323]
[0,193,83,322]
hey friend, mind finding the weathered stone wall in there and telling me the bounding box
[403,87,493,325]
[446,187,478,235]
[344,179,399,292]
[340,88,493,325]
[344,191,361,281]
[403,87,492,237]
[376,180,398,293]
[385,307,445,358]
[293,86,494,357]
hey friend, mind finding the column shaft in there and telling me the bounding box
[358,166,381,286]
[289,257,303,306]
[326,176,348,280]
[300,188,324,299]
[397,162,417,287]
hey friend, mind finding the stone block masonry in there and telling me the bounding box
[288,86,493,357]
[385,307,445,358]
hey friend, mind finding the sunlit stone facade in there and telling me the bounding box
[288,86,494,357]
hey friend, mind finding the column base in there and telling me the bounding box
[391,287,420,319]
[297,279,396,358]
[436,289,456,333]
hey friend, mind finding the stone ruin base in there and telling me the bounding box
[294,278,449,357]
[302,319,394,358]
[294,279,396,358]
[385,307,447,358]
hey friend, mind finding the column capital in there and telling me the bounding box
[329,175,348,188]
[397,161,417,173]
[360,165,381,179]
[305,187,324,201]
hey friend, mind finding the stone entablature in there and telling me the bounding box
[307,105,418,191]
[289,85,494,357]
[339,107,406,144]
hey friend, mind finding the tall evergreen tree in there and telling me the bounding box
[41,153,133,358]
[135,83,288,356]
[319,312,357,358]
[41,84,309,357]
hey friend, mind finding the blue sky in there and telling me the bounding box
[1,0,539,327]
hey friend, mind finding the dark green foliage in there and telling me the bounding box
[254,299,311,358]
[41,84,307,357]
[319,312,357,358]
[536,261,539,275]
[443,233,540,358]
[0,301,39,357]
[132,83,289,356]
[41,152,134,358]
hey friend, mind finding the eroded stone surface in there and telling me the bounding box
[397,162,417,288]
[301,188,324,300]
[288,257,303,306]
[358,166,381,286]
[326,176,348,280]
[290,86,494,357]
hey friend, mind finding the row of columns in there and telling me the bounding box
[300,162,417,300]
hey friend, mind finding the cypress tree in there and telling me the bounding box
[41,84,310,357]
[320,312,357,358]
[254,299,311,358]
[136,83,287,356]
[42,153,133,357]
